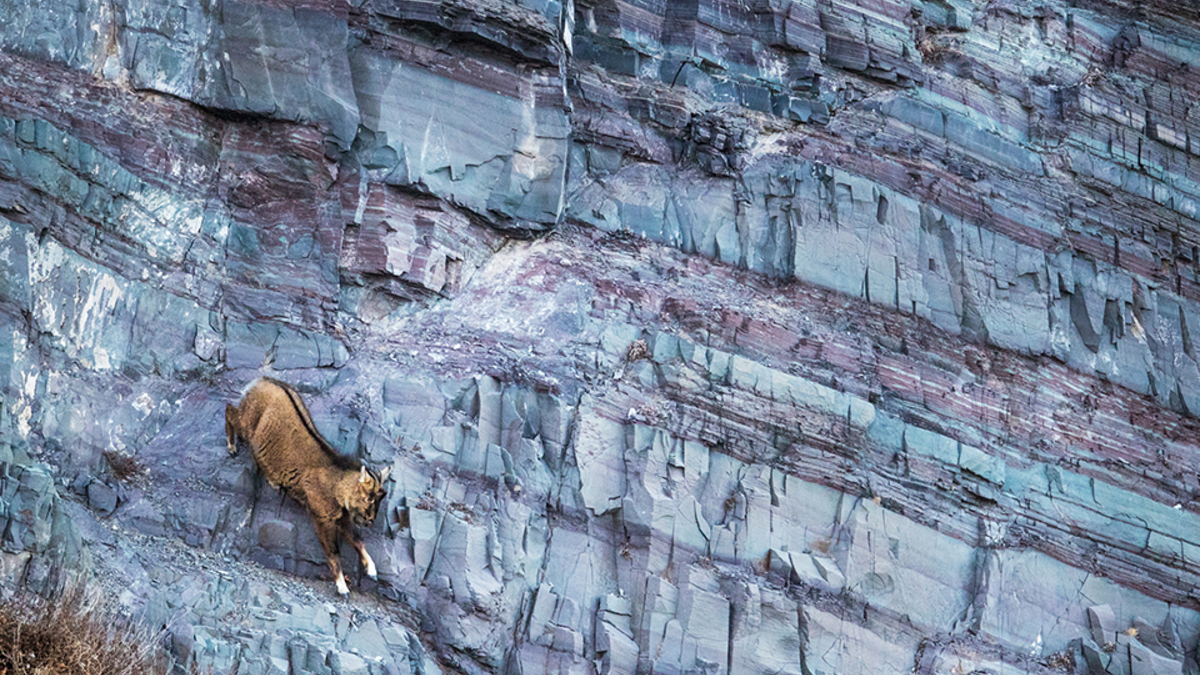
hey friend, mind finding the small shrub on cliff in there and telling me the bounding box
[102,450,144,482]
[626,339,650,362]
[0,585,166,675]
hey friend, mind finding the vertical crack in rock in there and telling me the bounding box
[1069,289,1102,355]
[960,517,997,635]
[1102,297,1124,347]
[1180,303,1195,360]
[922,205,988,344]
[797,604,812,675]
[725,598,736,675]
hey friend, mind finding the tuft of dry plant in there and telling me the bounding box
[102,450,143,482]
[916,34,961,67]
[1044,650,1074,670]
[0,584,167,675]
[625,339,650,362]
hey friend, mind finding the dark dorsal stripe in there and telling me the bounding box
[265,378,369,474]
[267,378,339,456]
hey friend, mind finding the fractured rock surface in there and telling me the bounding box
[2,0,1200,673]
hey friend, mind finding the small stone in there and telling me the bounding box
[1087,605,1117,646]
[1158,614,1183,657]
[553,596,579,626]
[379,623,408,647]
[1124,633,1182,675]
[329,651,370,675]
[345,619,389,658]
[257,520,295,553]
[265,655,289,675]
[193,322,221,361]
[600,593,632,617]
[87,481,118,515]
[1132,616,1171,658]
[551,625,583,654]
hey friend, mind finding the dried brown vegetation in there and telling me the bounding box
[625,339,650,362]
[102,450,143,482]
[0,585,166,675]
[1044,650,1074,670]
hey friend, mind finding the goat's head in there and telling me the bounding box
[347,465,391,526]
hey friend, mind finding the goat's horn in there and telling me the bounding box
[380,466,392,482]
[360,466,367,483]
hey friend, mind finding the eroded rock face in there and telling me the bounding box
[2,0,1200,673]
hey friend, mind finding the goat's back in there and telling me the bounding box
[237,378,346,490]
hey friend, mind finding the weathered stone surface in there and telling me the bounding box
[4,0,1200,673]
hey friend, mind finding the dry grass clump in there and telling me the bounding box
[625,339,650,362]
[1044,650,1074,670]
[0,585,166,675]
[102,450,144,482]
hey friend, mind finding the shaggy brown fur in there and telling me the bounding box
[226,377,390,595]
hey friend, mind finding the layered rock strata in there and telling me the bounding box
[2,0,1200,674]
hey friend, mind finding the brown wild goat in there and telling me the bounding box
[226,377,390,595]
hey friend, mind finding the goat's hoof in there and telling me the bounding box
[336,576,350,595]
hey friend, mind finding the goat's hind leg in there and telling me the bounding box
[225,404,241,456]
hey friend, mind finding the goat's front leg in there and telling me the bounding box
[314,517,348,595]
[341,514,377,580]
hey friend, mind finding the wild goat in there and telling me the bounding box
[226,377,390,595]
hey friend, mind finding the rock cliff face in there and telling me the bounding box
[2,0,1200,673]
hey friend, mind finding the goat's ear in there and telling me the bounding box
[360,466,367,483]
[379,466,392,483]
